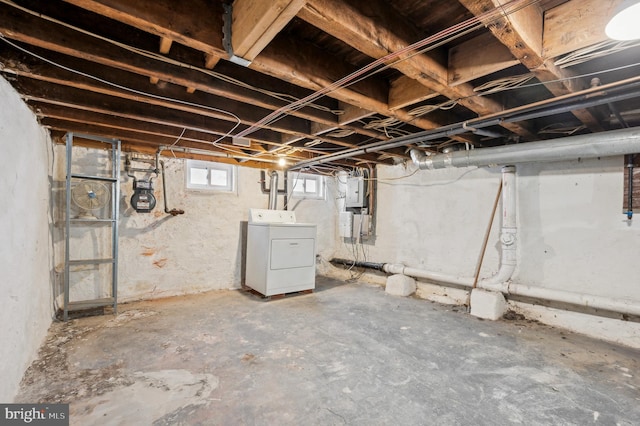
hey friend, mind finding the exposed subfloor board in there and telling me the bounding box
[16,277,640,425]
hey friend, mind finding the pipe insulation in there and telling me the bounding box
[410,127,640,169]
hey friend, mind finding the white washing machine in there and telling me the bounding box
[245,209,317,296]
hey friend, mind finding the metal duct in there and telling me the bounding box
[411,127,640,169]
[268,170,279,210]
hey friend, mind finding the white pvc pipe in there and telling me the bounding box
[480,166,516,291]
[383,263,474,287]
[505,283,640,317]
[381,164,640,317]
[383,262,640,316]
[383,166,516,290]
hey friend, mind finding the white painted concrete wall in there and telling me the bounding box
[53,151,338,302]
[328,158,640,347]
[0,76,54,401]
[331,165,504,282]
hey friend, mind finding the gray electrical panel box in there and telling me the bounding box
[353,213,371,242]
[346,176,366,208]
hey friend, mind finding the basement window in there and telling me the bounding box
[288,172,325,200]
[186,160,236,192]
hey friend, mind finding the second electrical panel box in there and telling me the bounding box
[346,176,366,208]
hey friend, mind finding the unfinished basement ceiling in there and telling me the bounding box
[1,0,639,171]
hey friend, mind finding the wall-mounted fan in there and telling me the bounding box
[71,180,110,219]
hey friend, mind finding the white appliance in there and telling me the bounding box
[245,209,317,296]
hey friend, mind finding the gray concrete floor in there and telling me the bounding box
[17,277,640,425]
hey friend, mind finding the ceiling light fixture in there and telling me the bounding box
[605,0,640,40]
[278,157,287,167]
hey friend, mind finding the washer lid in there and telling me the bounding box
[248,208,296,224]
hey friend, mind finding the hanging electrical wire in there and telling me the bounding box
[326,129,356,138]
[233,0,542,137]
[537,123,587,136]
[0,35,244,150]
[554,39,640,69]
[0,0,344,117]
[474,73,536,95]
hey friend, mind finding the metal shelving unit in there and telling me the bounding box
[64,133,121,321]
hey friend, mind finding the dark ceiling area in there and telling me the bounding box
[1,0,639,172]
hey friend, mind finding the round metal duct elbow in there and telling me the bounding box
[409,149,434,170]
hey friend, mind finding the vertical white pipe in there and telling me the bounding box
[480,166,517,291]
[268,170,278,210]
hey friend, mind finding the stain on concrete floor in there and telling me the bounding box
[16,277,640,425]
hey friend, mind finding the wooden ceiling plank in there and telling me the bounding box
[542,0,622,59]
[16,78,285,144]
[337,102,377,126]
[54,0,450,133]
[39,105,381,162]
[459,0,603,132]
[0,48,316,136]
[62,0,226,56]
[0,4,337,123]
[254,36,456,133]
[299,0,535,138]
[14,72,383,159]
[389,76,439,111]
[49,130,305,168]
[448,31,519,87]
[232,0,307,61]
[0,3,389,142]
[36,106,286,154]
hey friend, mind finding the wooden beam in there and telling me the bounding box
[204,54,220,70]
[62,0,226,57]
[389,76,439,111]
[338,102,377,126]
[55,0,454,132]
[299,0,534,138]
[458,0,603,132]
[149,76,159,84]
[543,0,623,59]
[36,105,282,153]
[159,37,172,54]
[0,3,388,141]
[21,82,385,163]
[231,0,306,61]
[448,32,519,86]
[48,130,299,169]
[253,35,451,132]
[0,47,316,135]
[15,78,285,144]
[3,50,391,153]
